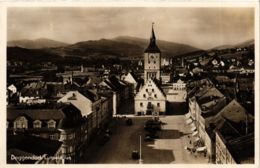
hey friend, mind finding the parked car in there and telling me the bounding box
[144,135,154,142]
[145,133,159,139]
[131,150,140,160]
[144,119,162,131]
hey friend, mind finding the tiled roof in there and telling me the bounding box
[227,133,254,164]
[7,107,65,121]
[58,104,82,129]
[79,89,99,102]
[107,75,126,91]
[129,72,139,82]
[214,99,254,123]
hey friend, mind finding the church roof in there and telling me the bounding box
[145,24,161,53]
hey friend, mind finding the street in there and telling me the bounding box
[79,115,208,164]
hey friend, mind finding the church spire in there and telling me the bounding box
[151,22,156,41]
[145,23,161,53]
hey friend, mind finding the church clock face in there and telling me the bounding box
[149,54,155,63]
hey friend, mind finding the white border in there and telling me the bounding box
[1,1,259,168]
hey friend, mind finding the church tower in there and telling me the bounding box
[144,23,161,83]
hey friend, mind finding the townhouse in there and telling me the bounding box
[7,103,86,163]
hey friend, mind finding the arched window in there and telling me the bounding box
[14,116,28,129]
[47,119,56,128]
[33,120,42,128]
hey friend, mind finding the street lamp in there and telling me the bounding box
[139,135,143,164]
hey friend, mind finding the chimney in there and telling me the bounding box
[245,113,248,135]
[71,71,73,85]
[81,65,84,72]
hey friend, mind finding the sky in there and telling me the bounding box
[7,7,254,49]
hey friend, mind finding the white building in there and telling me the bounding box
[57,90,101,117]
[121,72,138,96]
[7,84,17,94]
[135,78,166,115]
[166,79,187,102]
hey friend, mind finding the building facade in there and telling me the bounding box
[134,78,166,115]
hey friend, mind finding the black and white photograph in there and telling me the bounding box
[5,4,258,165]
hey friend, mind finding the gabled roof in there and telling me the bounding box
[58,104,82,129]
[214,99,254,123]
[106,75,126,91]
[122,72,138,84]
[79,89,99,102]
[129,72,139,82]
[196,86,224,99]
[7,106,65,121]
[227,133,254,164]
[135,78,166,100]
[216,119,242,141]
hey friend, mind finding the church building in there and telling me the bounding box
[134,24,166,115]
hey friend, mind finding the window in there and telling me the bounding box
[140,103,143,107]
[33,120,42,128]
[154,61,156,64]
[157,103,160,107]
[60,134,67,141]
[68,133,75,140]
[143,94,146,98]
[146,89,148,92]
[14,116,28,129]
[49,134,55,140]
[152,89,154,92]
[154,94,157,98]
[48,120,56,128]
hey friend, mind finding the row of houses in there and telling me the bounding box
[7,73,137,163]
[185,78,254,164]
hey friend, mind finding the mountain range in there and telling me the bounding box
[8,38,69,49]
[211,39,254,50]
[7,37,254,63]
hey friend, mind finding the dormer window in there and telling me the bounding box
[14,116,28,129]
[48,120,56,129]
[33,120,42,128]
